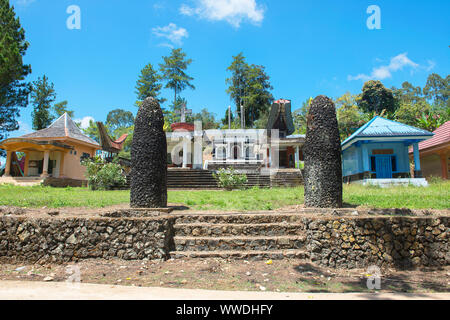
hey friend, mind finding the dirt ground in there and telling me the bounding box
[0,258,448,294]
[1,204,449,219]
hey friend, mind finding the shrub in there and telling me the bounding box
[81,156,126,190]
[213,167,248,191]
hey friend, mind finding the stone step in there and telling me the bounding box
[174,235,306,252]
[169,249,308,260]
[174,223,304,237]
[174,214,303,224]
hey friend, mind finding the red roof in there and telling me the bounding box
[274,99,291,104]
[410,121,450,153]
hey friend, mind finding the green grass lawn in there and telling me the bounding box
[0,180,448,210]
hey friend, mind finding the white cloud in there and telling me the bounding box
[348,53,420,81]
[152,23,189,46]
[75,116,95,130]
[180,0,265,28]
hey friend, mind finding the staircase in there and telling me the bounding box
[270,169,304,187]
[169,213,308,260]
[0,176,45,186]
[168,169,218,189]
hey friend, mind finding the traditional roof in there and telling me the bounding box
[266,99,295,136]
[20,113,100,147]
[96,122,128,153]
[409,121,450,153]
[342,116,433,149]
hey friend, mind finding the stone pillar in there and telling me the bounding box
[295,146,300,169]
[303,95,342,208]
[412,143,422,178]
[23,152,30,177]
[4,151,12,177]
[42,150,50,177]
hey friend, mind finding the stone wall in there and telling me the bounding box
[0,216,175,263]
[305,216,449,269]
[0,214,448,269]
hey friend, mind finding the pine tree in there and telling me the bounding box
[135,63,165,107]
[31,75,56,130]
[53,100,74,118]
[159,48,195,107]
[0,0,32,141]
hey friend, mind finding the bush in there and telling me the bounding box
[81,156,126,190]
[213,167,248,191]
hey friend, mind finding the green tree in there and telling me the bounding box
[358,80,397,115]
[221,107,235,127]
[392,81,424,105]
[159,48,195,107]
[423,73,449,110]
[135,63,165,107]
[394,101,432,128]
[335,93,366,140]
[192,108,219,130]
[106,109,134,135]
[243,64,274,127]
[31,75,56,130]
[82,119,101,142]
[226,53,274,127]
[0,0,32,141]
[226,53,249,122]
[293,98,312,134]
[53,100,74,118]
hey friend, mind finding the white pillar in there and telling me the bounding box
[42,150,50,177]
[193,121,203,169]
[182,139,188,169]
[4,151,12,177]
[295,146,300,169]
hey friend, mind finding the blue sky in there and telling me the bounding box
[9,0,450,136]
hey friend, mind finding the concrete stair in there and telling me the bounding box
[0,176,45,186]
[270,169,304,187]
[170,213,308,260]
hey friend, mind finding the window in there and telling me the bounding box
[391,156,397,172]
[371,156,376,172]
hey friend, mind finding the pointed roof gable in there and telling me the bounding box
[20,113,100,147]
[266,99,295,136]
[342,116,433,149]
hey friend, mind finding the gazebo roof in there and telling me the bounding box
[20,113,100,147]
[342,116,433,149]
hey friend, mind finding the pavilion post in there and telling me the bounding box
[295,146,300,169]
[4,150,12,177]
[413,143,422,178]
[23,152,30,177]
[42,150,50,177]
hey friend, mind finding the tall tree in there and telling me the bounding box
[0,0,32,141]
[53,100,74,118]
[159,48,195,107]
[135,63,165,107]
[392,81,424,105]
[106,108,134,135]
[423,73,449,109]
[31,75,56,130]
[358,80,397,115]
[243,64,274,126]
[226,53,249,121]
[293,98,313,134]
[226,53,274,127]
[335,93,366,140]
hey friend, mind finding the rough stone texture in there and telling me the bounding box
[303,95,342,208]
[0,216,175,263]
[130,97,167,208]
[304,216,449,269]
[0,214,447,269]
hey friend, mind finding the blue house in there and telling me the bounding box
[341,117,434,186]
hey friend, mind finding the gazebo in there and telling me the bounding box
[0,113,100,186]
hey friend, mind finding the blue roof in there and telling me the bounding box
[342,116,434,148]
